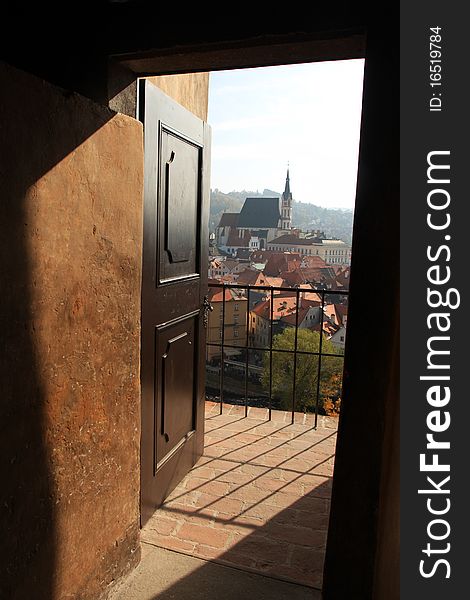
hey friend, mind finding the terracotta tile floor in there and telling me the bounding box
[141,402,338,589]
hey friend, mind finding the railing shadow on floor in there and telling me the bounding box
[122,476,332,600]
[132,408,337,599]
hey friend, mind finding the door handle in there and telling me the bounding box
[202,295,214,329]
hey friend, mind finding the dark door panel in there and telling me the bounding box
[159,129,202,282]
[155,312,198,468]
[139,80,210,525]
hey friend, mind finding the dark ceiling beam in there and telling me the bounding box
[110,31,366,76]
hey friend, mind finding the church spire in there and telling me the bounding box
[284,166,291,197]
[280,163,293,230]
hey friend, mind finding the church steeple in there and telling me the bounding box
[284,167,292,199]
[280,164,293,230]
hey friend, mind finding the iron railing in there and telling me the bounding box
[206,283,348,428]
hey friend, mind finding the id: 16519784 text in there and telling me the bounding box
[429,26,443,112]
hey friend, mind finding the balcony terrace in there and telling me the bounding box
[138,401,337,594]
[116,283,345,598]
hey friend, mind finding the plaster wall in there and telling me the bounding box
[0,62,144,599]
[147,72,210,121]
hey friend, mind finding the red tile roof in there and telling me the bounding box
[208,288,233,303]
[324,303,348,326]
[334,266,351,289]
[236,269,263,286]
[251,299,270,319]
[264,276,284,288]
[301,255,327,268]
[209,287,247,303]
[280,270,305,286]
[279,307,311,325]
[250,250,276,262]
[309,321,339,336]
[301,291,323,302]
[219,274,237,283]
[301,298,321,308]
[251,296,299,320]
[264,252,302,276]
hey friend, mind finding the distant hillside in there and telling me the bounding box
[210,189,354,244]
[292,200,354,244]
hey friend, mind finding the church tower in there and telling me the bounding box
[280,167,293,230]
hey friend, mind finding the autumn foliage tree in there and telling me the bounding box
[262,328,344,414]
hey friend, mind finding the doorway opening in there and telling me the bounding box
[138,59,365,594]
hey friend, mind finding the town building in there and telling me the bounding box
[215,169,295,254]
[329,324,347,350]
[216,197,280,253]
[324,303,348,350]
[249,293,324,347]
[206,286,247,361]
[209,257,248,279]
[267,233,351,265]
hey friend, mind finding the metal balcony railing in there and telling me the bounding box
[205,283,348,428]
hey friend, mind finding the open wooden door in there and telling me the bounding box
[139,80,211,526]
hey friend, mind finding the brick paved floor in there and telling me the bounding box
[141,402,338,589]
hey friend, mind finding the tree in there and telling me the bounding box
[321,372,343,416]
[261,328,344,414]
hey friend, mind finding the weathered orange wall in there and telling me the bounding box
[147,72,210,121]
[0,62,143,599]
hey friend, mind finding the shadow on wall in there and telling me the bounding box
[0,62,114,599]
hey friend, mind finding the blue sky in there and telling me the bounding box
[208,60,365,210]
